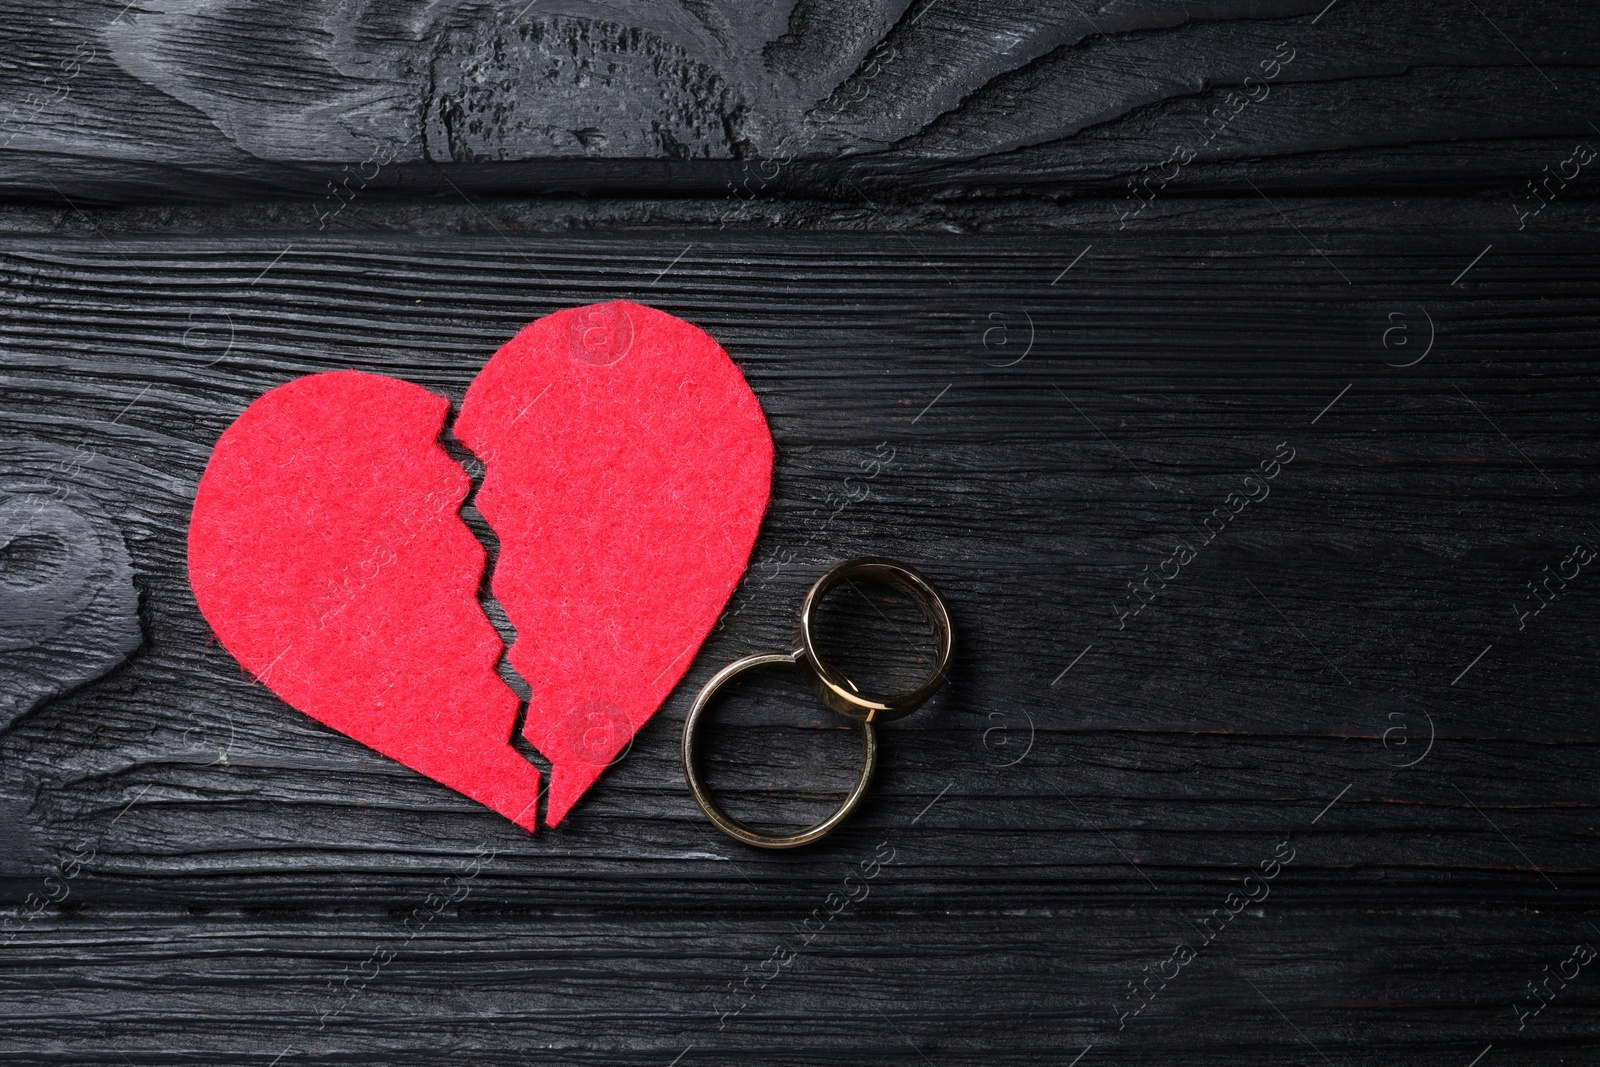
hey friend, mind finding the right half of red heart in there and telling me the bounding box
[456,301,774,827]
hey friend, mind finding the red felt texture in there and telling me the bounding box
[456,302,773,826]
[188,305,773,831]
[187,370,544,831]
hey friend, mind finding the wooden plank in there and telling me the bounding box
[2,907,1597,1063]
[0,230,1595,911]
[0,1,1595,199]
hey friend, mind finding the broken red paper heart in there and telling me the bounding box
[187,302,773,831]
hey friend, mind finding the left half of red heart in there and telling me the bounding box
[187,370,545,831]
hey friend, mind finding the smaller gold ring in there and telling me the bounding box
[793,557,954,723]
[681,650,878,849]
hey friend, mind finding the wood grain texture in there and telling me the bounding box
[0,0,1596,201]
[0,439,141,733]
[2,0,1600,1064]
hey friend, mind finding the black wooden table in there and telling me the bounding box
[3,1,1598,1064]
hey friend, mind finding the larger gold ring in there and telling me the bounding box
[793,557,954,723]
[680,650,878,849]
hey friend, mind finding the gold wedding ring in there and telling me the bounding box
[793,557,954,723]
